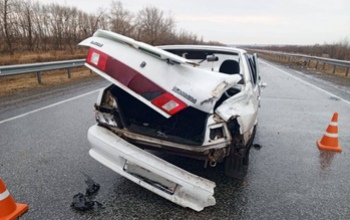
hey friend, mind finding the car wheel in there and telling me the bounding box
[225,124,257,179]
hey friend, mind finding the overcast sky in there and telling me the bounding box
[38,0,349,45]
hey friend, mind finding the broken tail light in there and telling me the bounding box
[151,93,187,115]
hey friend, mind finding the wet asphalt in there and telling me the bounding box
[0,60,350,219]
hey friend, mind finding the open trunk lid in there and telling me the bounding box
[79,30,241,118]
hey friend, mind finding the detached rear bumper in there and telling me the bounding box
[87,125,216,211]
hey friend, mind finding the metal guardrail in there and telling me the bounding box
[246,49,350,76]
[1,50,350,85]
[0,59,85,84]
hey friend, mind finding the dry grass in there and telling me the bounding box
[0,68,97,97]
[259,53,349,77]
[0,49,87,65]
[0,49,96,97]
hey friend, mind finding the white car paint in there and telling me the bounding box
[79,30,261,211]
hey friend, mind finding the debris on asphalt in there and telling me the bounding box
[83,174,100,195]
[71,193,95,211]
[253,144,262,150]
[71,174,104,212]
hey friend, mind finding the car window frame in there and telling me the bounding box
[245,54,258,86]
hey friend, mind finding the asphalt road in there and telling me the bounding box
[1,60,350,219]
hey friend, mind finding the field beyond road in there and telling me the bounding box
[0,50,95,97]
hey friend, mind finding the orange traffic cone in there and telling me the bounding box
[0,179,28,220]
[317,112,342,152]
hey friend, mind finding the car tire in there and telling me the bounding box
[225,124,257,179]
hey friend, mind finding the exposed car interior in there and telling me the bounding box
[163,49,240,73]
[219,59,240,75]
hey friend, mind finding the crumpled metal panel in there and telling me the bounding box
[88,125,216,211]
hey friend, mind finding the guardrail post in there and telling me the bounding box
[307,60,311,67]
[36,71,42,84]
[332,65,336,74]
[315,61,319,69]
[301,60,306,69]
[322,63,326,70]
[346,67,349,77]
[67,68,71,79]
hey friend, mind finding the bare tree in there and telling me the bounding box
[32,2,51,51]
[65,6,78,53]
[176,29,200,45]
[136,6,175,45]
[334,37,349,60]
[108,0,134,36]
[14,0,35,51]
[47,3,63,49]
[91,8,106,34]
[0,0,218,56]
[0,0,14,54]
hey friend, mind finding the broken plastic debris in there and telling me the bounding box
[71,193,104,211]
[71,174,104,211]
[83,174,100,195]
[71,193,95,211]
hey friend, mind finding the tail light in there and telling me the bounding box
[87,48,108,71]
[86,48,187,116]
[151,93,187,115]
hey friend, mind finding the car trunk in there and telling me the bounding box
[79,30,241,118]
[109,85,209,146]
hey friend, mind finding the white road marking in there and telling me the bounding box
[0,89,101,125]
[261,60,350,106]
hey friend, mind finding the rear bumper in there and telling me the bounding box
[87,125,216,211]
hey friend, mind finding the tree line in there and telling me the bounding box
[1,0,348,61]
[0,0,223,55]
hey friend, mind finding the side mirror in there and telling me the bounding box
[260,82,268,88]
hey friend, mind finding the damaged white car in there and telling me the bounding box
[79,30,262,211]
